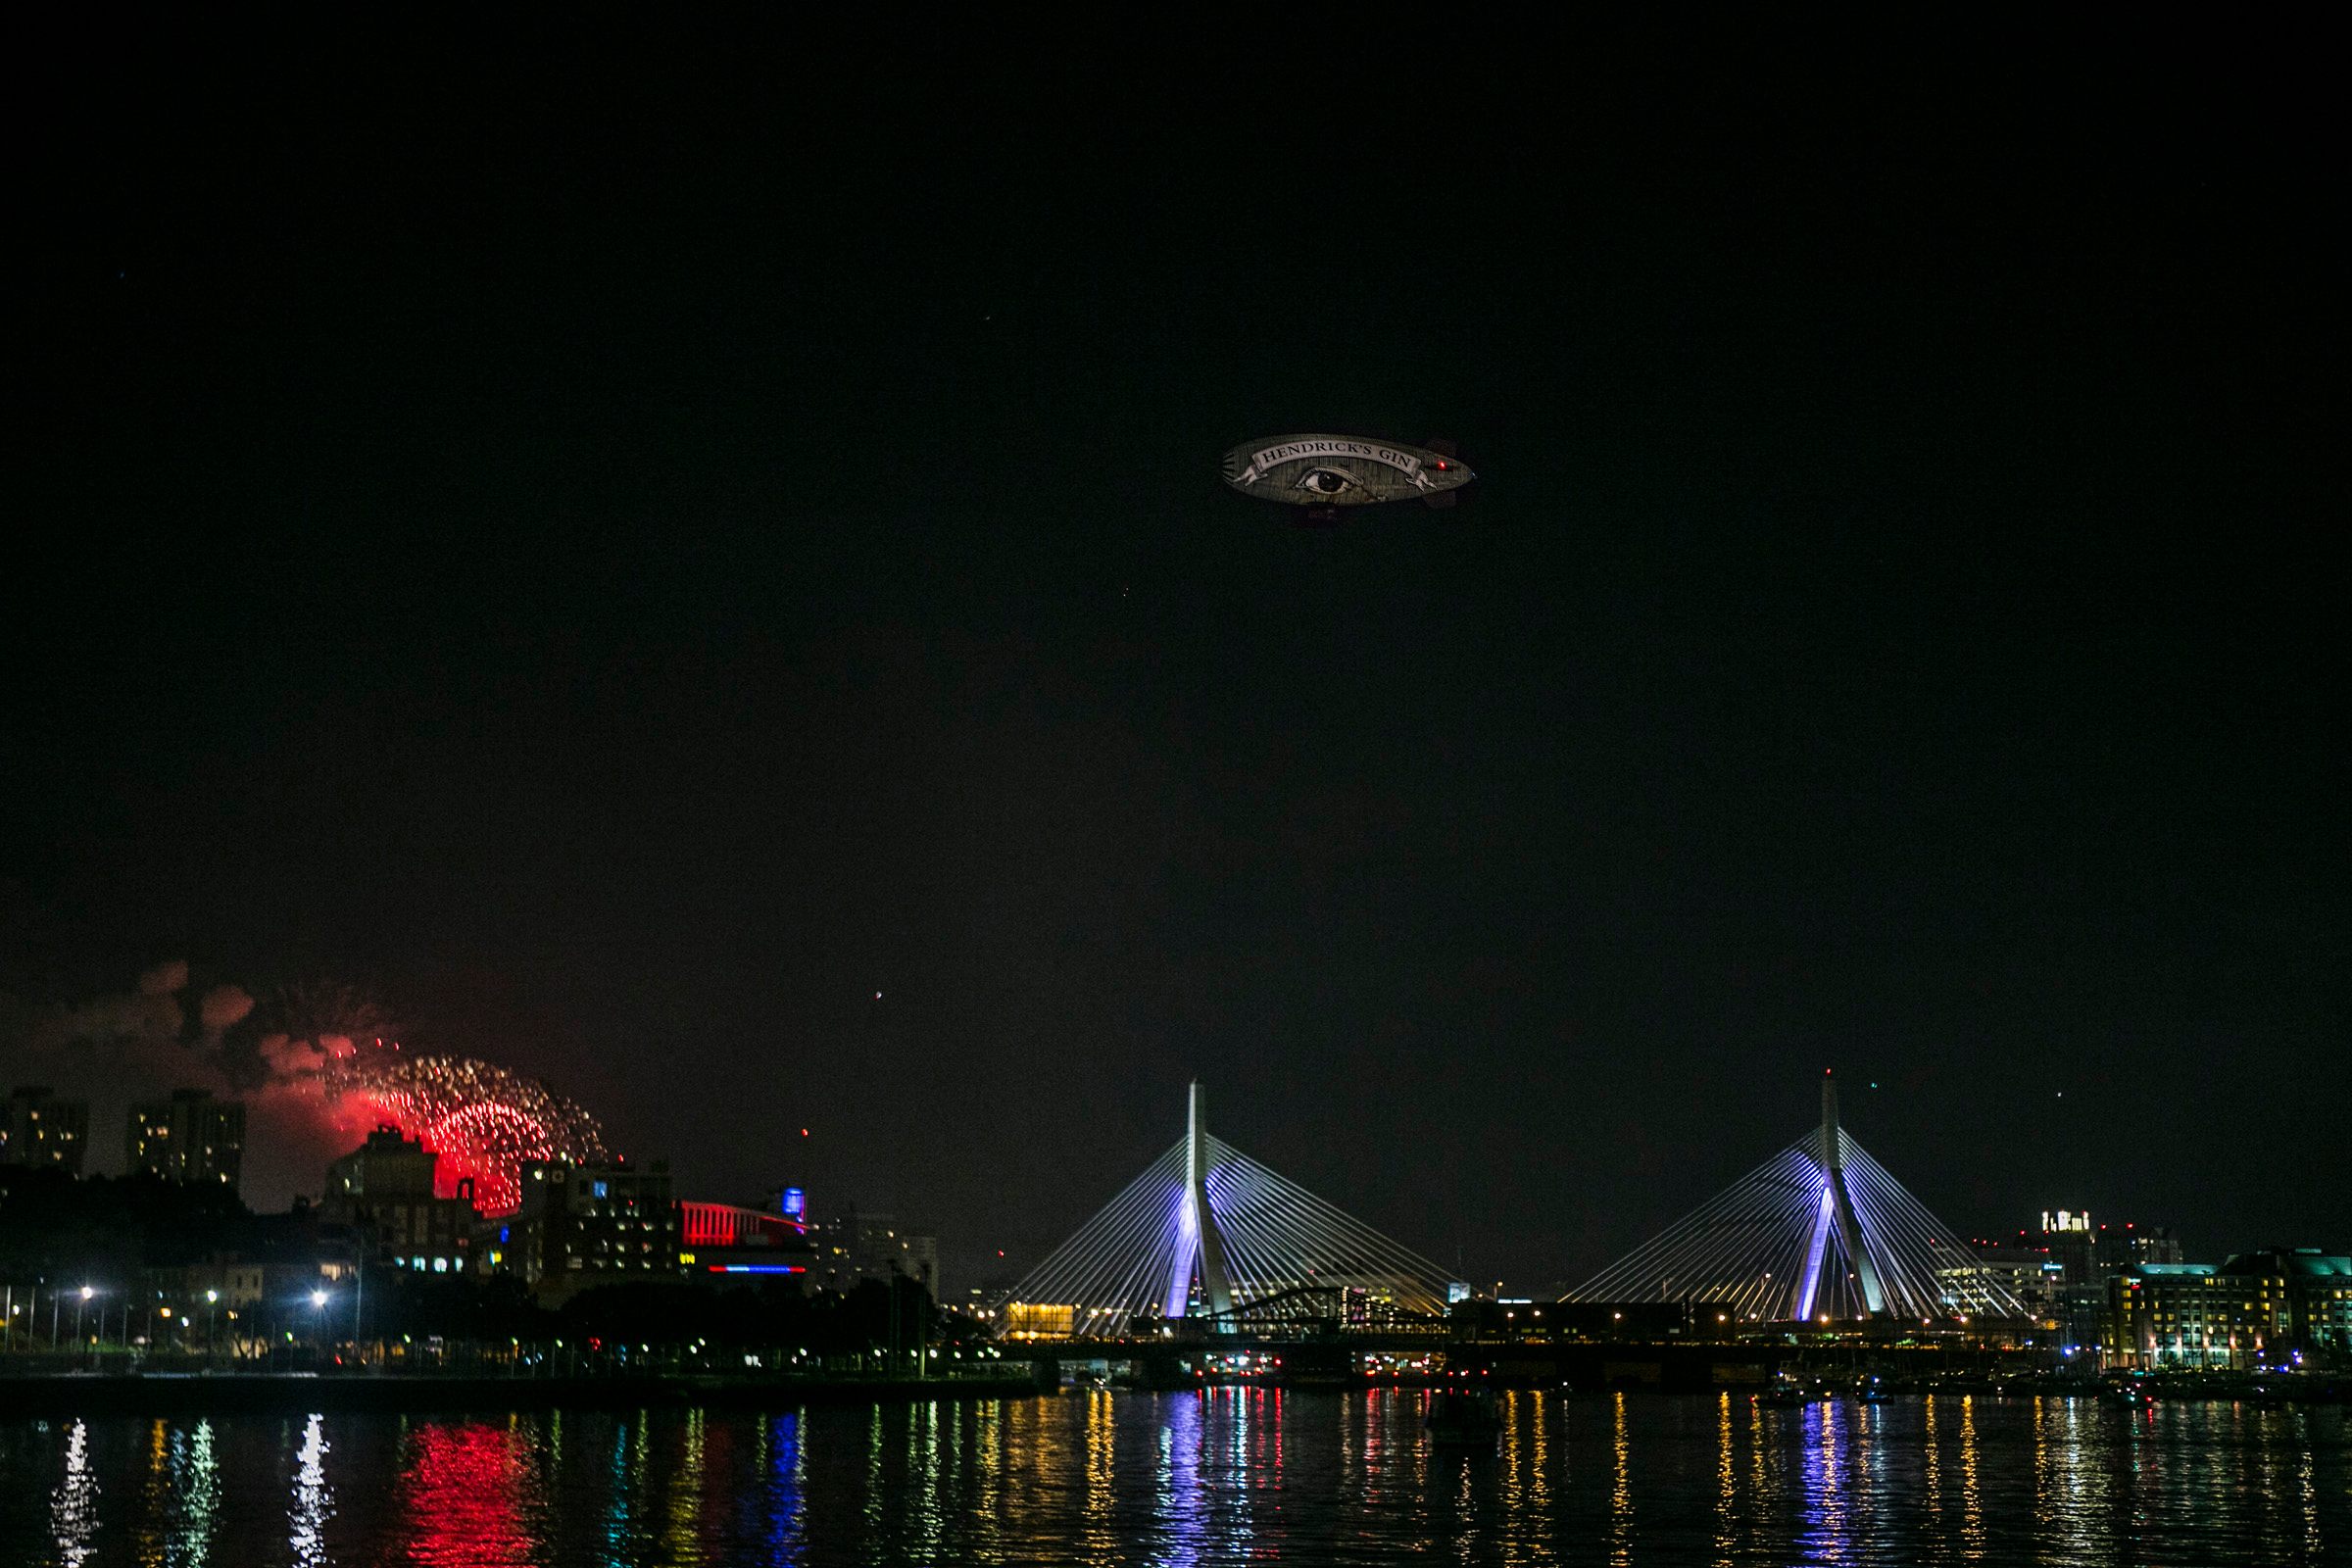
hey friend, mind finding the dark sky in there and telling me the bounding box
[10,20,2345,1290]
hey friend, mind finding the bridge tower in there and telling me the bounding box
[1002,1079,1454,1328]
[1565,1072,2025,1323]
[1162,1081,1236,1318]
[1797,1070,1887,1319]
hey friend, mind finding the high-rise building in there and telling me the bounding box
[2025,1210,2105,1355]
[125,1088,246,1189]
[2095,1221,2182,1273]
[2038,1210,2097,1284]
[0,1086,90,1174]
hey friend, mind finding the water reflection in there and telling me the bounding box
[2301,1429,2325,1560]
[287,1414,331,1568]
[1232,1389,1268,1558]
[1152,1391,1206,1567]
[1494,1389,1554,1567]
[8,1391,2350,1565]
[1082,1392,1115,1561]
[132,1416,220,1568]
[1856,1397,1886,1557]
[51,1419,99,1568]
[605,1419,637,1562]
[397,1418,543,1566]
[2032,1396,2053,1545]
[1745,1395,1772,1563]
[1922,1395,1942,1544]
[1609,1392,1632,1567]
[860,1404,885,1544]
[1713,1393,1734,1566]
[763,1411,805,1563]
[662,1407,707,1566]
[1798,1398,1845,1564]
[1959,1395,1983,1561]
[1526,1387,1554,1563]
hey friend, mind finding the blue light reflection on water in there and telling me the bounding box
[762,1411,805,1563]
[1,1391,2347,1565]
[1797,1397,1842,1564]
[1153,1388,1206,1567]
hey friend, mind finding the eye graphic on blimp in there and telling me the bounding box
[1220,433,1476,522]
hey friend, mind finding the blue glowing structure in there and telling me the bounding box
[1167,1082,1237,1317]
[1566,1073,2024,1323]
[1004,1082,1452,1332]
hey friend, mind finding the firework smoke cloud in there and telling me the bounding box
[0,964,610,1214]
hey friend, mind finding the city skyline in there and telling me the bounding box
[10,20,2346,1294]
[0,1049,2318,1301]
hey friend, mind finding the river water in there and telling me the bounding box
[3,1388,2345,1565]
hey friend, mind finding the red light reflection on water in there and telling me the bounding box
[396,1422,541,1566]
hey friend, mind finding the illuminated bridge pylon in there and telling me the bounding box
[1563,1072,2025,1324]
[1002,1082,1453,1337]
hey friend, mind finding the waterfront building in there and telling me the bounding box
[507,1157,680,1303]
[0,1086,89,1173]
[1955,1211,2185,1363]
[2107,1263,2265,1368]
[177,1258,267,1307]
[125,1088,246,1189]
[2218,1249,2352,1369]
[1949,1237,2065,1321]
[804,1206,940,1296]
[2105,1258,2297,1370]
[322,1127,482,1276]
[678,1200,814,1282]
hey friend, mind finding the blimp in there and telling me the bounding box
[1220,433,1475,523]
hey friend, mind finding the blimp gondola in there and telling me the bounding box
[1220,433,1476,525]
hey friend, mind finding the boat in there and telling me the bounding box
[1425,1387,1504,1448]
[1755,1383,1813,1408]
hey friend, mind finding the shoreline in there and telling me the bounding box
[0,1370,1047,1417]
[3,1368,2344,1417]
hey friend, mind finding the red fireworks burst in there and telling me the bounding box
[327,1050,610,1215]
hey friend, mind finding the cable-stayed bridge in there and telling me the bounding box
[1001,1083,1454,1339]
[1564,1072,2025,1323]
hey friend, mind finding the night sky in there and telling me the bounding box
[10,22,2345,1291]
